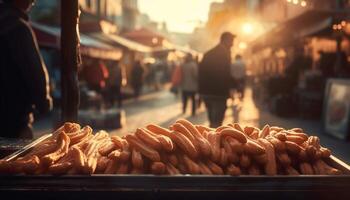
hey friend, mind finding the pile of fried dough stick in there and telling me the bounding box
[0,119,342,175]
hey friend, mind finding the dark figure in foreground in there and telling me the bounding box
[131,61,144,99]
[181,53,198,116]
[0,0,52,139]
[199,32,235,128]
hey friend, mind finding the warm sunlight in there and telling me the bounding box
[138,0,223,33]
[238,41,248,49]
[242,22,254,34]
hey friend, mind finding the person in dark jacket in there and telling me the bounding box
[199,32,235,128]
[131,61,144,99]
[181,53,198,116]
[106,60,123,108]
[0,0,52,139]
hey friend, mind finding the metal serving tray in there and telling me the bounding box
[0,134,349,200]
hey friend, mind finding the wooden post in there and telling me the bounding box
[60,0,81,123]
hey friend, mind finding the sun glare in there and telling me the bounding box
[242,23,254,34]
[238,42,247,50]
[138,0,223,33]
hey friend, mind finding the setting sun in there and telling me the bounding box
[242,22,254,34]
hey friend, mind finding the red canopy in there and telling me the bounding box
[31,22,122,60]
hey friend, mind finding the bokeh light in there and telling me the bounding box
[242,23,254,34]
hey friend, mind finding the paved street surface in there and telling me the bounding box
[33,87,350,164]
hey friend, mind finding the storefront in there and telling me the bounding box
[32,23,121,103]
[89,32,152,87]
[251,10,350,77]
[31,22,124,128]
[250,9,350,136]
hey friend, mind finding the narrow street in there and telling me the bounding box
[111,87,261,136]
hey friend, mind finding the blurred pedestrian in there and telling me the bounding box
[194,55,203,109]
[82,59,109,94]
[144,62,154,87]
[181,53,198,116]
[0,0,52,139]
[106,60,123,108]
[131,61,144,99]
[199,32,235,128]
[154,62,164,90]
[231,54,246,100]
[284,46,312,93]
[170,61,182,96]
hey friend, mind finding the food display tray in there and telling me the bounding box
[1,174,350,200]
[1,135,350,200]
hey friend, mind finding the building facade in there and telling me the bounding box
[258,0,350,23]
[78,0,141,33]
[80,0,123,26]
[121,0,139,32]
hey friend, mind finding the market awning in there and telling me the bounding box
[251,10,349,53]
[90,33,152,53]
[153,45,200,56]
[122,28,165,47]
[31,22,122,60]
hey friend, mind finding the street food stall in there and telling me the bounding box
[0,121,350,200]
[250,9,350,121]
[0,1,350,200]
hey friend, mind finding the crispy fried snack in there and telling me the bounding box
[5,121,342,176]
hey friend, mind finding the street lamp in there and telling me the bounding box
[287,0,308,7]
[333,21,348,30]
[152,37,158,44]
[341,20,347,27]
[301,1,307,7]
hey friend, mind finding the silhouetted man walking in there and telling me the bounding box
[199,32,235,128]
